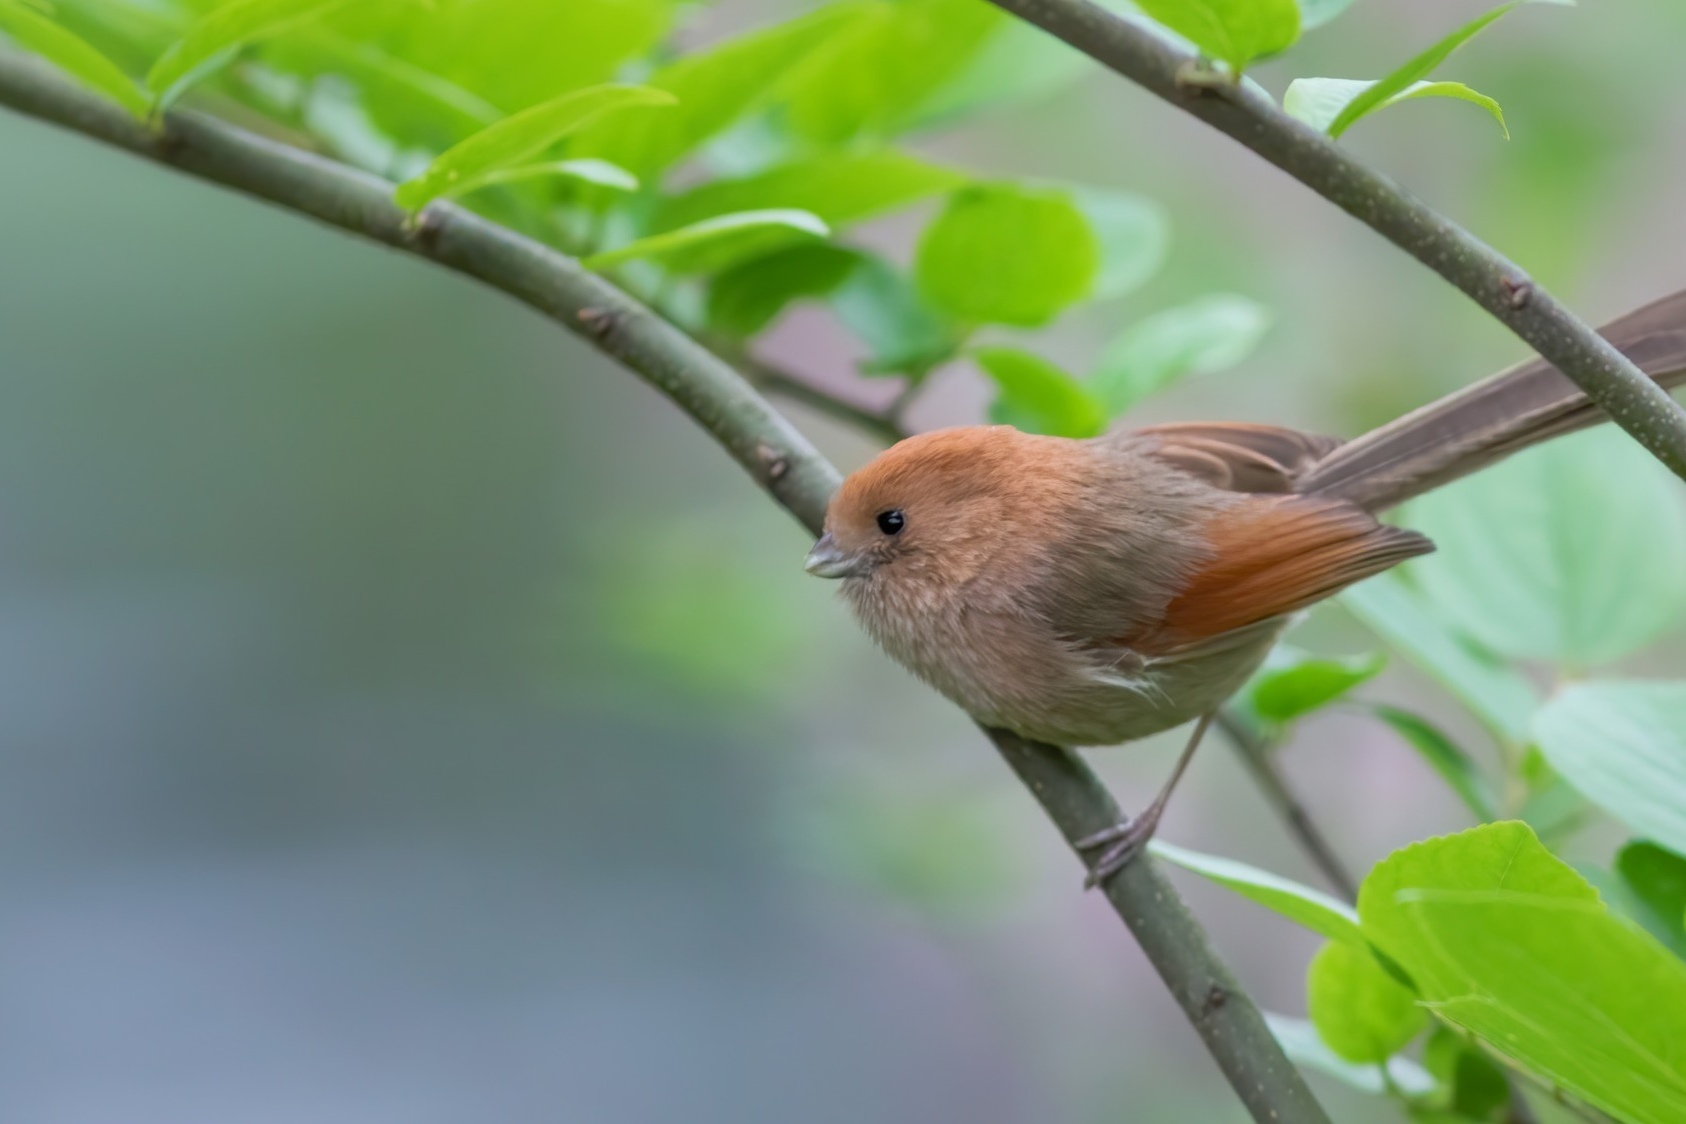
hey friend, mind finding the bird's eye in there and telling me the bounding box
[876,509,905,536]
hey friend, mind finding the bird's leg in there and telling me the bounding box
[1075,712,1215,889]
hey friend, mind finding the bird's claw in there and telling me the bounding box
[1075,814,1160,889]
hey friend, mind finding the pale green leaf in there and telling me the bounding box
[1341,572,1540,743]
[1423,1025,1513,1120]
[1131,0,1301,72]
[780,0,1003,144]
[0,0,149,117]
[1326,0,1564,139]
[973,348,1106,439]
[569,3,868,181]
[1307,939,1428,1064]
[706,244,861,338]
[1286,77,1507,138]
[1534,681,1686,858]
[1370,705,1497,821]
[147,0,363,110]
[908,13,1090,128]
[654,151,966,233]
[392,85,672,211]
[1243,646,1383,725]
[1406,427,1686,668]
[1071,187,1170,301]
[1150,839,1365,946]
[1297,0,1357,31]
[1360,821,1686,1124]
[1265,1013,1438,1096]
[1089,294,1270,417]
[833,255,963,377]
[916,182,1099,327]
[583,209,830,275]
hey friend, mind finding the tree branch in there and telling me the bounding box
[978,0,1686,483]
[0,51,1328,1124]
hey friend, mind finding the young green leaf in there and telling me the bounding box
[1306,939,1428,1064]
[147,0,364,111]
[1070,188,1170,301]
[1131,0,1301,73]
[780,0,1004,145]
[582,210,830,275]
[0,0,150,118]
[450,159,639,195]
[1089,294,1270,418]
[392,84,673,211]
[1325,0,1566,139]
[1360,822,1686,1124]
[1243,646,1384,725]
[1534,681,1686,859]
[568,3,868,181]
[1340,572,1539,743]
[1422,1026,1513,1121]
[1286,77,1507,138]
[1264,1013,1438,1097]
[915,182,1099,328]
[1150,839,1366,947]
[706,244,862,338]
[908,13,1091,129]
[653,151,966,233]
[972,348,1106,439]
[832,255,963,378]
[1407,427,1686,668]
[1296,0,1358,32]
[1370,705,1497,821]
[1615,841,1686,959]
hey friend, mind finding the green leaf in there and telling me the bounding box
[1306,939,1428,1064]
[569,3,868,182]
[1297,0,1358,31]
[908,13,1091,128]
[1264,1013,1438,1097]
[1371,705,1497,821]
[1150,839,1366,947]
[654,151,966,233]
[779,0,1003,145]
[706,244,862,338]
[1131,0,1301,73]
[1360,821,1686,1124]
[1341,571,1540,743]
[832,256,963,377]
[915,182,1099,328]
[1423,1025,1513,1121]
[147,0,364,111]
[446,159,639,195]
[393,85,673,211]
[0,0,150,117]
[1326,0,1564,139]
[1071,187,1170,301]
[1244,646,1383,725]
[1534,681,1686,858]
[1287,77,1507,138]
[973,348,1106,439]
[583,210,830,276]
[1089,294,1270,417]
[1616,841,1686,959]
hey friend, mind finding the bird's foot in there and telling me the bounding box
[1074,809,1163,889]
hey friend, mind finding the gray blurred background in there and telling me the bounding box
[3,0,1685,1120]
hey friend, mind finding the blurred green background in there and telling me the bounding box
[3,0,1685,1120]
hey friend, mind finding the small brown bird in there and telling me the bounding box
[806,290,1686,883]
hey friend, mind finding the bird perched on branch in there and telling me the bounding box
[805,289,1686,884]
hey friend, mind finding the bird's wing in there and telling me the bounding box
[1115,422,1343,494]
[1133,493,1432,655]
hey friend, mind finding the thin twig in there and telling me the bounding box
[1214,709,1359,901]
[978,0,1686,483]
[0,51,1329,1124]
[735,355,907,445]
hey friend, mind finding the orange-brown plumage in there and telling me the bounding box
[806,424,1432,747]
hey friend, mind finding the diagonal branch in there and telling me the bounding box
[978,0,1686,483]
[0,51,1329,1124]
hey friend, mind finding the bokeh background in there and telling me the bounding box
[3,0,1686,1120]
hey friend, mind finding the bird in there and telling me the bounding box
[804,288,1686,885]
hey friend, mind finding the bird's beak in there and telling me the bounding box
[804,533,862,579]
